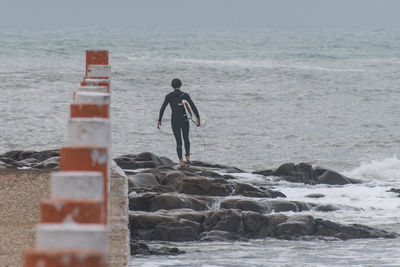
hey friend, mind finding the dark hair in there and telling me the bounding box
[171,78,182,89]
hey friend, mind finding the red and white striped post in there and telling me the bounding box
[23,50,112,267]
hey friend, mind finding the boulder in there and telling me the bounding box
[314,204,341,212]
[266,200,310,213]
[199,230,239,241]
[42,156,60,169]
[114,155,155,170]
[234,182,286,198]
[130,240,185,255]
[129,173,159,188]
[305,193,325,198]
[203,209,244,234]
[220,199,268,213]
[317,170,351,185]
[150,194,207,212]
[315,219,397,240]
[277,215,316,238]
[176,177,213,195]
[153,219,200,241]
[160,171,186,186]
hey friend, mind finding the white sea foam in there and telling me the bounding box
[343,155,400,184]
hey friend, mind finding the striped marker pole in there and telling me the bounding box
[24,50,112,266]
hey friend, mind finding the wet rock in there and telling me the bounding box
[203,209,245,234]
[234,182,286,198]
[388,188,400,196]
[199,230,239,241]
[160,171,186,186]
[317,170,351,185]
[128,173,160,188]
[314,204,341,212]
[176,177,212,195]
[315,219,398,240]
[266,200,310,213]
[129,210,397,242]
[305,193,325,198]
[42,156,60,169]
[149,194,207,212]
[220,198,268,213]
[174,177,231,196]
[153,220,200,241]
[277,215,316,238]
[252,169,275,176]
[130,240,185,255]
[190,160,245,173]
[0,149,59,163]
[139,169,165,183]
[114,155,156,170]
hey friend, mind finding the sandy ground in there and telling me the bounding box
[0,168,130,267]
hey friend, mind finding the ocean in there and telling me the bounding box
[1,27,400,266]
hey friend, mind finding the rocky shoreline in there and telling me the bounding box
[1,149,398,256]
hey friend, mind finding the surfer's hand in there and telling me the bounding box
[197,118,200,127]
[157,121,161,129]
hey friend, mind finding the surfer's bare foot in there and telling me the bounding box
[179,160,187,168]
[185,156,191,164]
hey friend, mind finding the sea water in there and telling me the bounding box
[1,27,400,266]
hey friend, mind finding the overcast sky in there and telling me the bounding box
[1,0,400,29]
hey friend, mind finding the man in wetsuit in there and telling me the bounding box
[158,78,200,167]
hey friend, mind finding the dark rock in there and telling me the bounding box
[199,230,239,241]
[129,194,154,211]
[150,194,207,212]
[252,169,275,176]
[128,173,160,188]
[277,215,316,238]
[160,171,186,186]
[388,188,400,194]
[130,240,185,255]
[266,200,310,213]
[208,184,232,196]
[189,160,245,173]
[199,170,223,178]
[315,219,398,240]
[317,170,351,185]
[129,213,175,229]
[314,204,341,212]
[153,220,199,241]
[222,174,237,180]
[305,193,325,198]
[203,209,245,234]
[114,155,155,170]
[42,156,60,169]
[176,177,212,195]
[220,198,268,213]
[274,163,296,176]
[139,169,165,183]
[234,182,285,198]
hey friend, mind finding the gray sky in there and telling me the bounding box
[1,0,400,28]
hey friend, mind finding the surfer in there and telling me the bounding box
[158,78,200,167]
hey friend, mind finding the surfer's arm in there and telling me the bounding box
[158,96,169,122]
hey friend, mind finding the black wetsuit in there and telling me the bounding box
[158,90,200,160]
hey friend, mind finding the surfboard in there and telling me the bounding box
[182,99,207,127]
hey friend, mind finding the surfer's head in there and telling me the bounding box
[171,78,182,89]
